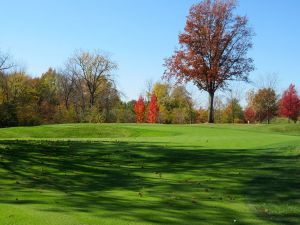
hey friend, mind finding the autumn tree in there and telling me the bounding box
[0,72,9,103]
[147,93,159,123]
[37,68,60,123]
[66,50,117,107]
[0,50,125,126]
[279,84,300,123]
[153,82,172,123]
[57,71,75,110]
[7,72,41,125]
[170,86,194,124]
[253,88,278,124]
[114,100,136,123]
[151,82,196,124]
[134,96,145,123]
[164,0,254,123]
[97,78,121,122]
[244,106,255,123]
[223,98,243,123]
[197,107,209,123]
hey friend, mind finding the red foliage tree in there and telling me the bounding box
[164,0,254,123]
[244,107,255,123]
[134,96,145,123]
[279,84,300,123]
[147,94,159,123]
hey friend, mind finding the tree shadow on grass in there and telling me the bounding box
[0,140,299,224]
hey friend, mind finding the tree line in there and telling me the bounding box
[0,49,299,127]
[133,82,300,124]
[0,50,131,127]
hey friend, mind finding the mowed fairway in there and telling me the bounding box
[0,124,299,225]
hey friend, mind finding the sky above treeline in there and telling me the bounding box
[1,0,299,103]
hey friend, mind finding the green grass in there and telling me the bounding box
[0,123,299,225]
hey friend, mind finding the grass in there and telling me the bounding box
[0,123,299,225]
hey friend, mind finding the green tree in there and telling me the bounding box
[222,98,244,123]
[153,82,172,123]
[170,86,194,124]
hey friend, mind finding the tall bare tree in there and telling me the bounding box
[0,51,15,103]
[164,0,254,123]
[57,71,75,109]
[66,50,117,107]
[0,51,15,72]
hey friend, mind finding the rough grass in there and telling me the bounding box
[0,123,299,225]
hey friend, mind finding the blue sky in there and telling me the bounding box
[1,0,299,103]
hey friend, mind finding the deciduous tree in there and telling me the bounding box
[57,71,74,110]
[170,86,194,124]
[253,88,278,124]
[244,106,255,123]
[134,96,145,123]
[223,98,243,123]
[0,51,15,72]
[66,50,117,107]
[147,94,158,123]
[197,107,208,123]
[164,0,254,123]
[37,68,59,123]
[279,84,300,123]
[153,82,172,123]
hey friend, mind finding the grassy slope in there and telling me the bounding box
[0,124,299,225]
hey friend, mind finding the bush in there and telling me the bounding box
[85,107,104,123]
[53,106,77,124]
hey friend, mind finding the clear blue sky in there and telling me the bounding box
[1,0,299,102]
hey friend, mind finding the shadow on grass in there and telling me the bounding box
[0,140,299,224]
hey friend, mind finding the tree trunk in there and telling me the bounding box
[208,92,215,123]
[64,97,69,110]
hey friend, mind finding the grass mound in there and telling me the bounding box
[270,124,300,136]
[0,124,177,140]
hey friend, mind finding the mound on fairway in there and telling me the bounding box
[0,124,299,225]
[0,124,178,140]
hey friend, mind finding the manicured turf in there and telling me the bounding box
[0,124,299,225]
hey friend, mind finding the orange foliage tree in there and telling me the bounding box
[244,107,255,123]
[147,94,158,123]
[164,0,254,123]
[134,96,145,123]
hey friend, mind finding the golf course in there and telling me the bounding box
[0,123,299,225]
